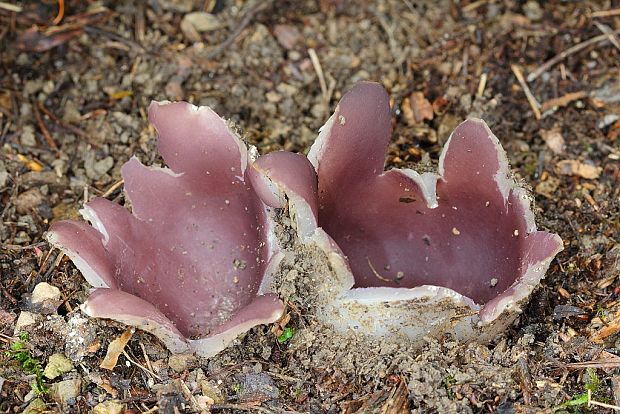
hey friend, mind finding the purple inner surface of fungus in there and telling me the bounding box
[310,82,562,305]
[48,101,286,348]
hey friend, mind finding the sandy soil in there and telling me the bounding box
[0,0,619,413]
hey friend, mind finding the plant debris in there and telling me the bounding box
[1,1,619,412]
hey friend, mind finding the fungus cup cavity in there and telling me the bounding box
[299,82,563,343]
[47,101,314,357]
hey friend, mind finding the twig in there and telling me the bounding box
[84,25,145,53]
[462,0,488,13]
[53,0,65,25]
[36,101,98,147]
[59,289,74,313]
[207,0,274,59]
[122,350,162,381]
[476,73,487,97]
[101,179,124,198]
[366,257,393,283]
[370,9,399,61]
[588,389,620,410]
[565,213,584,251]
[134,1,145,44]
[591,8,620,18]
[0,242,47,251]
[209,404,278,413]
[36,247,55,277]
[540,91,587,112]
[527,30,620,82]
[593,21,620,51]
[0,1,21,12]
[565,359,620,369]
[462,46,469,76]
[307,48,328,106]
[511,64,541,120]
[139,341,154,374]
[266,370,304,383]
[0,280,18,306]
[32,101,59,151]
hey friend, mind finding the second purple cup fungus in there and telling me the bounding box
[46,102,314,357]
[300,82,564,344]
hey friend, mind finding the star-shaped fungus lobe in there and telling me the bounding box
[47,102,293,357]
[308,82,563,328]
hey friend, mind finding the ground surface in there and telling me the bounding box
[0,0,619,413]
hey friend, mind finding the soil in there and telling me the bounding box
[1,0,619,413]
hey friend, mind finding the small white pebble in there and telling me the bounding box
[338,115,346,125]
[490,278,498,287]
[513,229,519,236]
[452,227,460,235]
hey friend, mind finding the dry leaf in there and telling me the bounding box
[402,92,434,125]
[540,128,565,155]
[100,329,133,370]
[556,160,602,179]
[16,25,83,52]
[409,92,434,123]
[16,154,44,172]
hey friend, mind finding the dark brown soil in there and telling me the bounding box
[1,1,619,413]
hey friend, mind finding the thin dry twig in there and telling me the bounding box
[477,73,488,97]
[588,389,620,410]
[564,351,620,369]
[122,350,162,381]
[100,179,124,198]
[366,256,393,283]
[0,1,21,12]
[84,25,145,53]
[527,30,620,82]
[139,342,154,374]
[593,21,620,51]
[36,101,98,147]
[0,242,47,251]
[511,64,541,120]
[370,9,400,62]
[541,91,587,112]
[32,102,59,151]
[591,8,620,18]
[209,403,283,413]
[207,0,274,59]
[308,48,328,106]
[462,0,488,13]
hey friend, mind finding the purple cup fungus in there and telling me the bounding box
[299,82,564,343]
[46,102,314,357]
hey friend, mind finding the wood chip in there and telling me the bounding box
[592,314,620,343]
[556,160,602,179]
[402,92,433,125]
[100,329,133,370]
[273,24,302,50]
[540,91,587,112]
[540,128,565,154]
